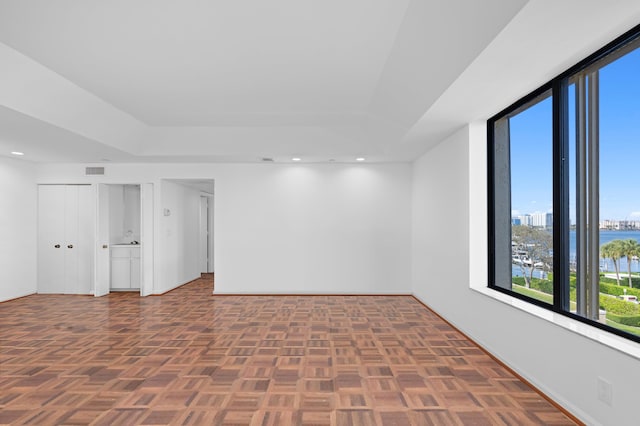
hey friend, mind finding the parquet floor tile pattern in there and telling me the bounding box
[0,277,578,425]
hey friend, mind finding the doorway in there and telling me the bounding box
[109,184,141,291]
[95,183,153,297]
[162,179,214,291]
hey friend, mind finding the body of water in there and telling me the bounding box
[571,230,640,273]
[513,230,640,277]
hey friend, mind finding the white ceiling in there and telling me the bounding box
[0,0,639,163]
[0,0,410,126]
[0,106,132,163]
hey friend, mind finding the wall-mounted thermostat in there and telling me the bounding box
[163,208,171,216]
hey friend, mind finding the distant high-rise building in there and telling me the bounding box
[514,213,552,229]
[531,212,553,229]
[516,214,532,227]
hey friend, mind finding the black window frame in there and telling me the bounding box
[487,23,640,344]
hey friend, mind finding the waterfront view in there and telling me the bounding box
[510,226,640,336]
[512,230,640,277]
[570,230,640,273]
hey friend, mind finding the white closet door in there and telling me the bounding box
[38,186,66,293]
[63,186,80,294]
[76,185,94,294]
[38,185,94,294]
[95,183,111,297]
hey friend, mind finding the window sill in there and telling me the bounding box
[471,285,640,360]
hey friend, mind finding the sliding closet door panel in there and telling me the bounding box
[76,185,94,294]
[37,185,66,293]
[95,184,111,297]
[63,186,79,294]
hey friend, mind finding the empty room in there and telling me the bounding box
[1,1,639,425]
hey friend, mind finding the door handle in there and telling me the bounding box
[67,244,74,249]
[54,244,60,248]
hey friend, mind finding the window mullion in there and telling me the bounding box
[576,74,587,316]
[587,70,600,320]
[553,80,570,312]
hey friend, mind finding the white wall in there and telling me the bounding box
[411,127,469,309]
[412,125,640,426]
[109,184,141,244]
[123,185,141,242]
[215,164,411,294]
[207,194,214,273]
[108,184,125,244]
[0,157,37,301]
[36,162,412,295]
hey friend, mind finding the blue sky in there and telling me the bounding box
[509,45,640,222]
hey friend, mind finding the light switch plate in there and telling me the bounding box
[597,377,612,406]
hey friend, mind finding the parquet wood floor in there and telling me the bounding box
[0,277,579,425]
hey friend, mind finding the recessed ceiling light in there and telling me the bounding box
[11,151,24,156]
[292,157,301,162]
[356,157,365,162]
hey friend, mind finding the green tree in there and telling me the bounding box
[601,240,624,286]
[511,225,553,288]
[620,239,640,288]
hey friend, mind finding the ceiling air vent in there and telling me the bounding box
[261,158,274,162]
[85,167,105,175]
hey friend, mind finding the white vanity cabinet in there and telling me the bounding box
[110,246,140,289]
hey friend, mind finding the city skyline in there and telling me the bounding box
[512,211,640,230]
[512,210,640,224]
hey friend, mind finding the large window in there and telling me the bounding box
[488,24,640,343]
